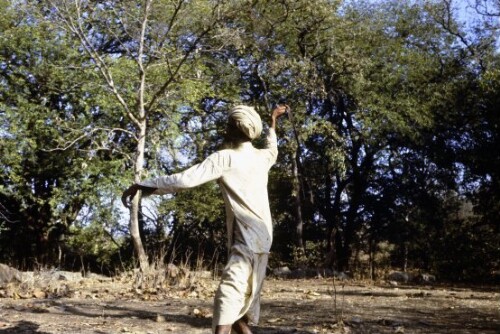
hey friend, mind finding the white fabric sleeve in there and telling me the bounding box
[264,128,278,166]
[138,153,223,195]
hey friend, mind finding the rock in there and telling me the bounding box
[272,266,292,277]
[33,288,47,299]
[289,268,307,279]
[56,271,83,281]
[491,270,500,283]
[193,270,212,279]
[315,268,334,278]
[395,326,405,333]
[272,266,349,279]
[166,263,179,279]
[378,318,404,327]
[387,271,409,283]
[162,263,190,286]
[267,318,283,323]
[333,270,352,281]
[290,267,320,279]
[414,273,436,283]
[0,264,22,284]
[85,272,111,282]
[190,307,212,318]
[350,316,363,324]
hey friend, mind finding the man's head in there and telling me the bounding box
[225,105,263,144]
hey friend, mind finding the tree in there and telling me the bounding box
[0,0,123,267]
[1,0,498,281]
[40,0,236,271]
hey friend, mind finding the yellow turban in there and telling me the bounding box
[228,105,263,140]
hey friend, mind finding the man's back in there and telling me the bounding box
[215,135,278,254]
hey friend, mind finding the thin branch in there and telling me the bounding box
[146,29,210,112]
[105,16,134,59]
[473,0,500,17]
[137,0,152,119]
[146,1,223,112]
[103,228,123,248]
[111,7,135,42]
[435,0,476,57]
[255,63,271,113]
[146,0,184,70]
[44,131,89,152]
[160,0,185,49]
[0,202,19,224]
[48,0,141,126]
[42,127,138,152]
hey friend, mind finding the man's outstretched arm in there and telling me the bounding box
[121,153,224,208]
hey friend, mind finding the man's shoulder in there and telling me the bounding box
[211,148,234,157]
[204,149,234,168]
[210,145,266,163]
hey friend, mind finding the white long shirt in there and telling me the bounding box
[139,129,278,254]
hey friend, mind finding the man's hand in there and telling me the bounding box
[271,104,289,129]
[121,184,157,208]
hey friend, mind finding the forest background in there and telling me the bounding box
[1,0,499,283]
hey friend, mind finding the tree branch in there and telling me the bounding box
[137,0,152,119]
[433,0,477,58]
[42,127,138,152]
[473,0,500,17]
[48,0,141,126]
[0,202,18,224]
[146,1,223,112]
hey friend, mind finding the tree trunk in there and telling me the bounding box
[292,149,305,253]
[131,6,151,273]
[324,175,344,269]
[369,238,374,280]
[403,242,408,272]
[130,120,149,272]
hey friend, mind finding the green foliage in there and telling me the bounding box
[0,0,130,267]
[0,0,499,282]
[66,222,122,273]
[155,182,226,266]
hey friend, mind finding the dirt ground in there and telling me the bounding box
[0,273,499,334]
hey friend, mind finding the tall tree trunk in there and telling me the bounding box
[131,121,149,271]
[130,2,151,272]
[324,174,345,269]
[292,149,305,254]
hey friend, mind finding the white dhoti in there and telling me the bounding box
[212,244,268,330]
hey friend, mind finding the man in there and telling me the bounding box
[122,104,288,334]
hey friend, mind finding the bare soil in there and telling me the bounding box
[0,274,499,334]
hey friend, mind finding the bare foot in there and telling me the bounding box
[231,317,253,334]
[215,324,232,334]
